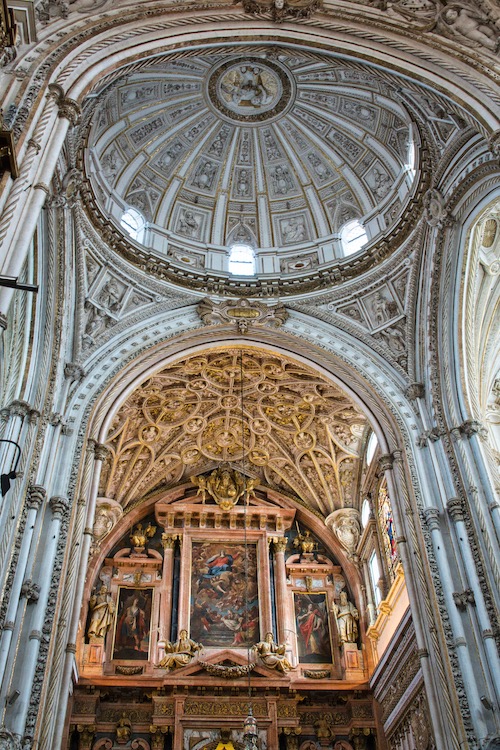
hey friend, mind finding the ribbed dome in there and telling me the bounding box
[86,49,418,276]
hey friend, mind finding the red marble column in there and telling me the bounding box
[160,533,177,642]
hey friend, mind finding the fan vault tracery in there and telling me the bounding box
[99,349,367,515]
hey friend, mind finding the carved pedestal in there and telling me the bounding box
[341,643,364,681]
[83,638,105,673]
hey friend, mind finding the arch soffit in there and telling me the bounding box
[18,13,500,133]
[446,189,500,423]
[67,319,418,455]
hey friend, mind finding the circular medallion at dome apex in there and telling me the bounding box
[207,58,293,123]
[83,48,428,292]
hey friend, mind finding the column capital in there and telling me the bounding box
[161,533,179,550]
[458,419,487,440]
[273,537,288,554]
[27,484,46,509]
[87,439,108,461]
[58,97,81,125]
[446,497,465,523]
[423,507,440,531]
[50,495,70,518]
[0,727,21,750]
[377,453,394,473]
[94,443,109,462]
[9,399,32,418]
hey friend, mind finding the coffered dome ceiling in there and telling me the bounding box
[99,349,367,517]
[84,48,426,290]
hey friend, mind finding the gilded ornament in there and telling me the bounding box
[130,522,156,550]
[253,632,293,673]
[156,630,202,671]
[191,466,257,510]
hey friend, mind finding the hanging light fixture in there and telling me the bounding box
[0,439,21,497]
[243,707,259,750]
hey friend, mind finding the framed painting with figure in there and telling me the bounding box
[190,541,259,647]
[112,588,153,660]
[294,592,332,663]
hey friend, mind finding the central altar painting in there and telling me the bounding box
[190,542,259,647]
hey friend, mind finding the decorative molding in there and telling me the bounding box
[452,589,475,610]
[238,0,322,23]
[20,579,41,603]
[197,297,288,333]
[198,661,256,678]
[404,383,424,401]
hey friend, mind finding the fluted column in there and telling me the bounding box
[446,498,500,705]
[160,534,177,643]
[51,441,107,750]
[0,485,45,699]
[9,495,69,738]
[272,537,293,653]
[423,506,489,742]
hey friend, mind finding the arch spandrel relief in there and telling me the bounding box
[97,349,367,517]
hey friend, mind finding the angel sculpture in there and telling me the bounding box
[191,466,258,510]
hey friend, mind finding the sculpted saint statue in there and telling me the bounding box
[156,630,202,671]
[332,591,359,645]
[293,529,318,561]
[87,584,115,639]
[254,632,293,673]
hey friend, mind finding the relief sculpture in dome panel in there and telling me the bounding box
[84,51,425,290]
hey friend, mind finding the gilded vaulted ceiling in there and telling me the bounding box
[85,48,425,287]
[99,349,367,516]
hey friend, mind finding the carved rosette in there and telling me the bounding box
[325,508,361,555]
[423,188,449,227]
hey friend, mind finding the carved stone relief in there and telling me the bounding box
[98,349,366,512]
[83,49,423,287]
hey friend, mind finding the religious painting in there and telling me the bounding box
[112,588,153,660]
[190,542,259,647]
[294,592,332,663]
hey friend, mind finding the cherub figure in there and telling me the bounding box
[440,5,499,52]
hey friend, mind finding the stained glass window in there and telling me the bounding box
[377,482,398,581]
